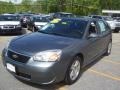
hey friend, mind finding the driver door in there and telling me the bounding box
[84,21,102,64]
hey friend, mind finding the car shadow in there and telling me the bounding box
[0,34,21,36]
[0,29,27,36]
[81,55,105,73]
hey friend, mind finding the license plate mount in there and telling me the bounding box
[6,63,16,73]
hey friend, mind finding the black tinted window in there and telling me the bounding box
[0,15,20,21]
[92,16,102,19]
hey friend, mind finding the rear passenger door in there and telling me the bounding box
[97,20,112,52]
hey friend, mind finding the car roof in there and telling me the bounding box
[33,15,45,17]
[56,12,73,15]
[58,17,98,22]
[90,15,102,17]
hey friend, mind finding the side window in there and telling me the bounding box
[88,22,98,35]
[98,20,107,33]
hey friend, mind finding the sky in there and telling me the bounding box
[0,0,36,3]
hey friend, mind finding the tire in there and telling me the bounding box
[20,29,26,35]
[32,27,35,32]
[114,29,119,33]
[65,56,82,85]
[27,25,30,30]
[105,41,112,56]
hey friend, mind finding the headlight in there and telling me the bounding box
[37,25,42,29]
[32,49,62,62]
[0,26,3,29]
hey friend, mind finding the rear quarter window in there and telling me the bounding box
[98,21,106,32]
[97,20,110,34]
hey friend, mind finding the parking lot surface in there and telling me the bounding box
[0,33,120,90]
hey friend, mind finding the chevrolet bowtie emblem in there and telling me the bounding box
[12,54,18,59]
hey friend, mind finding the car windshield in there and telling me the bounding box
[35,17,49,22]
[38,19,88,39]
[0,15,20,21]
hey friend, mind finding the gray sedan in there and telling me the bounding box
[2,18,112,85]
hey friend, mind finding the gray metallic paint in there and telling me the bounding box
[2,18,112,84]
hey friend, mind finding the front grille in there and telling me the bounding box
[7,50,30,63]
[3,25,15,29]
[116,24,120,27]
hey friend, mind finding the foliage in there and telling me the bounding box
[0,0,120,15]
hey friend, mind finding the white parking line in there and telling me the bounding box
[103,60,120,65]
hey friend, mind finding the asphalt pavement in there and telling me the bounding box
[0,33,120,90]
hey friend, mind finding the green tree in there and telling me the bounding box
[18,0,32,12]
[0,1,15,14]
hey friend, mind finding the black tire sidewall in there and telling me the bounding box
[105,41,112,56]
[114,29,119,33]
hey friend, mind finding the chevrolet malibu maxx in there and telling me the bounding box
[2,18,112,85]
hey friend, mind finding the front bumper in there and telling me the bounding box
[115,27,120,30]
[110,26,115,30]
[2,49,70,84]
[0,27,22,34]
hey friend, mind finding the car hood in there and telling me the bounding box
[34,22,47,26]
[106,21,114,24]
[9,32,77,56]
[106,21,115,28]
[0,21,20,25]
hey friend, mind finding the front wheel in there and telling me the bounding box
[65,56,81,85]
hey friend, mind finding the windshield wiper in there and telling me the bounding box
[38,31,50,34]
[49,32,67,37]
[38,31,66,37]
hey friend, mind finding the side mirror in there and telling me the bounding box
[88,33,99,38]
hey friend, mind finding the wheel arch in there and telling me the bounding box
[75,53,84,67]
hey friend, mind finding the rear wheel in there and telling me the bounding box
[105,41,112,56]
[20,28,26,35]
[27,25,30,30]
[65,56,81,85]
[114,29,119,33]
[31,27,34,32]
